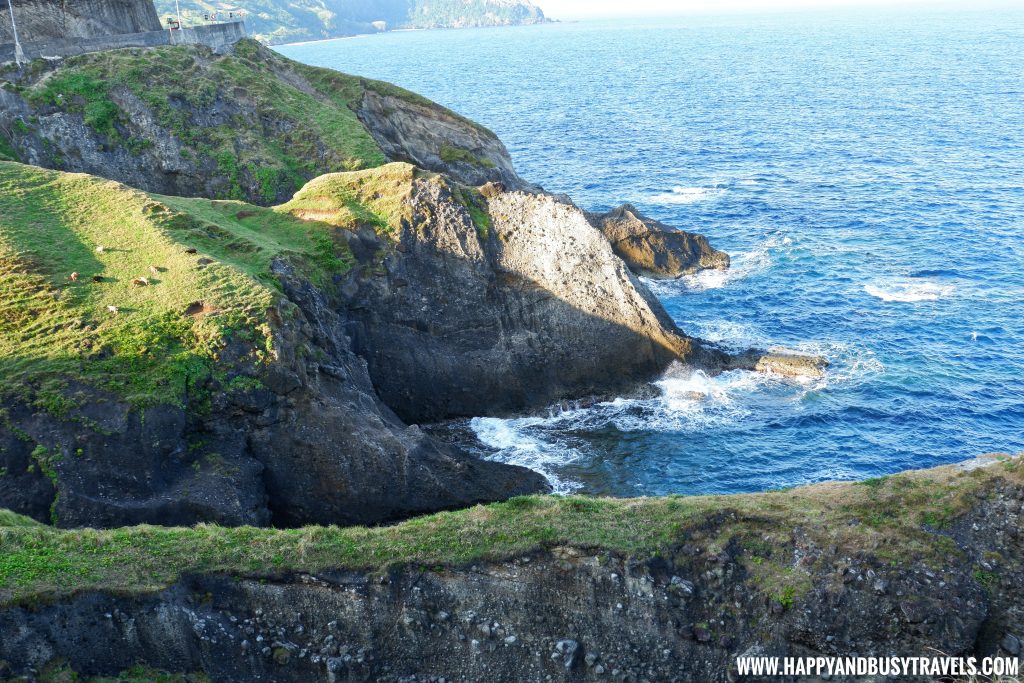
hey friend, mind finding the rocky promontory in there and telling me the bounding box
[587,203,730,279]
[0,40,520,206]
[0,39,822,532]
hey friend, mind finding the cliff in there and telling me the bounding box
[0,160,552,529]
[0,39,522,206]
[0,40,820,531]
[151,0,547,45]
[1,455,1021,681]
[0,0,161,43]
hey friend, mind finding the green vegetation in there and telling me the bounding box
[0,510,42,527]
[19,41,389,203]
[440,142,496,169]
[0,161,357,411]
[0,133,17,162]
[277,162,418,239]
[0,457,1018,606]
[453,184,492,238]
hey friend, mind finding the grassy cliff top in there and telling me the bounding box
[0,160,383,412]
[1,39,491,204]
[0,159,487,413]
[0,455,1019,606]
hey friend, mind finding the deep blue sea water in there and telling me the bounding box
[277,9,1024,496]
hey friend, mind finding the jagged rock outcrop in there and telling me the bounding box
[587,203,730,279]
[1,456,1021,682]
[316,168,708,422]
[0,0,161,43]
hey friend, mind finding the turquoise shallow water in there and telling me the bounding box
[278,9,1024,496]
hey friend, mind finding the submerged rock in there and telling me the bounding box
[587,203,730,278]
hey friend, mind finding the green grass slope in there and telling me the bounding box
[3,39,492,204]
[0,161,358,412]
[13,40,384,200]
[1,455,1019,606]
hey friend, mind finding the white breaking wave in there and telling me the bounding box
[864,279,955,302]
[681,231,790,291]
[471,414,585,495]
[470,336,881,493]
[649,186,727,205]
[641,232,789,295]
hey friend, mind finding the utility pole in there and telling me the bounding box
[6,0,25,67]
[175,0,182,28]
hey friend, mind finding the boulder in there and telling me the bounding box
[587,203,730,278]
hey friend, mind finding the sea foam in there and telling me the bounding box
[864,279,955,302]
[649,186,727,205]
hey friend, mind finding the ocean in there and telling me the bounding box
[277,8,1024,496]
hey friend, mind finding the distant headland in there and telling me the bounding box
[150,0,548,46]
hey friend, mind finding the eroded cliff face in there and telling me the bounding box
[336,173,702,422]
[358,89,526,190]
[0,0,161,43]
[0,265,547,530]
[2,457,1021,682]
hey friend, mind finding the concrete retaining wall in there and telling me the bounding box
[0,21,245,64]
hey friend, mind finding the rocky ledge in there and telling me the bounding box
[587,204,730,279]
[1,455,1021,682]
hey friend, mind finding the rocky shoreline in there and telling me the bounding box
[0,40,824,531]
[1,28,1008,683]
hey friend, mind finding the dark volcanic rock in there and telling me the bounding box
[587,203,730,278]
[0,260,548,530]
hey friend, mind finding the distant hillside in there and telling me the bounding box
[152,0,546,45]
